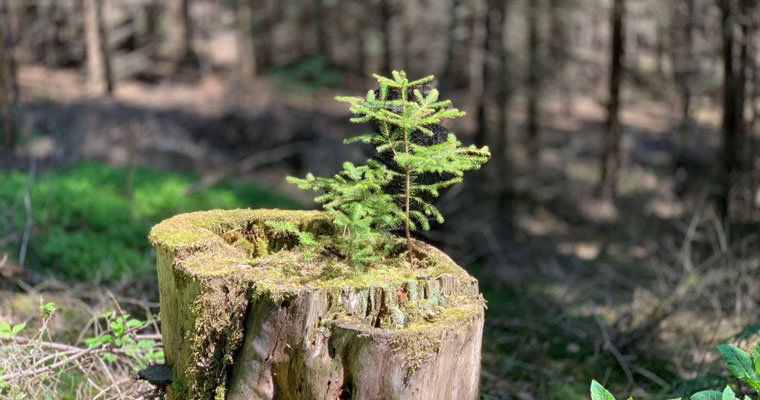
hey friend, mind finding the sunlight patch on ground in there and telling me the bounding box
[557,241,600,261]
[579,198,619,223]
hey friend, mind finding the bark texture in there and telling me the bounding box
[150,209,484,400]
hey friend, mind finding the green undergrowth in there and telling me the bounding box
[476,278,680,400]
[267,56,343,94]
[0,162,300,280]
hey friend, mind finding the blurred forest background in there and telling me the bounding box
[0,0,760,398]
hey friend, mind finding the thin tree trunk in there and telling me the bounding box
[496,0,512,199]
[236,0,256,80]
[752,7,760,145]
[526,0,540,161]
[1,0,18,104]
[673,0,696,160]
[598,0,625,199]
[718,0,740,218]
[315,0,329,59]
[84,0,113,95]
[475,0,504,151]
[548,0,573,116]
[440,0,466,91]
[162,0,196,68]
[0,10,12,151]
[380,0,394,74]
[478,0,511,197]
[255,0,273,71]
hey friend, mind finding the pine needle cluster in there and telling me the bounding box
[287,71,490,267]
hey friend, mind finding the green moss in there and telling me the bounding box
[150,209,469,298]
[388,302,483,374]
[0,162,300,280]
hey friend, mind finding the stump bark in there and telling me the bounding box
[150,209,484,400]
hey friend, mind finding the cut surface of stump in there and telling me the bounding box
[150,209,484,400]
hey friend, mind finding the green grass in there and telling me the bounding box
[0,162,301,280]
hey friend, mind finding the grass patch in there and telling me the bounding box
[0,162,301,280]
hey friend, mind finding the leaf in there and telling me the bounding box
[590,380,616,400]
[126,319,144,329]
[11,323,25,335]
[0,322,10,333]
[753,340,760,377]
[718,344,759,385]
[691,391,723,400]
[722,386,736,400]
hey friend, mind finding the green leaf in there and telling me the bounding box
[718,344,759,385]
[0,322,10,333]
[691,391,723,400]
[590,380,616,400]
[39,301,57,317]
[722,386,736,400]
[126,319,143,329]
[11,323,25,335]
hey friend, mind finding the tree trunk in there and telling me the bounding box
[672,0,696,160]
[0,8,12,151]
[526,0,541,162]
[598,0,625,199]
[150,209,485,400]
[475,0,506,153]
[162,0,197,68]
[0,0,17,104]
[548,0,573,116]
[496,0,512,200]
[315,0,329,59]
[236,0,256,80]
[477,0,511,197]
[255,0,273,71]
[718,0,741,218]
[380,0,395,74]
[84,0,113,95]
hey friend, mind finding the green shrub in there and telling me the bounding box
[591,339,760,400]
[0,162,300,280]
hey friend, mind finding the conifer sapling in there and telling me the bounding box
[287,71,490,267]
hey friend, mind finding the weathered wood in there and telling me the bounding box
[150,209,484,400]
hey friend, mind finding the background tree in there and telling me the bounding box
[717,0,742,217]
[236,0,257,79]
[161,0,197,69]
[598,0,625,198]
[525,0,541,161]
[671,0,697,160]
[84,0,113,94]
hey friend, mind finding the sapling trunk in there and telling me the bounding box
[401,81,413,265]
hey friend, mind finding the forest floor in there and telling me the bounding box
[2,63,758,399]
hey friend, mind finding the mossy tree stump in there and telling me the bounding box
[150,209,484,400]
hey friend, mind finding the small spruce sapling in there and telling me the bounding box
[287,71,490,266]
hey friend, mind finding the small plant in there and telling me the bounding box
[287,71,490,266]
[590,339,760,399]
[0,298,163,398]
[84,310,163,368]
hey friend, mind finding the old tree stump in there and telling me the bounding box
[149,209,484,400]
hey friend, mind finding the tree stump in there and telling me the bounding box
[150,209,484,400]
